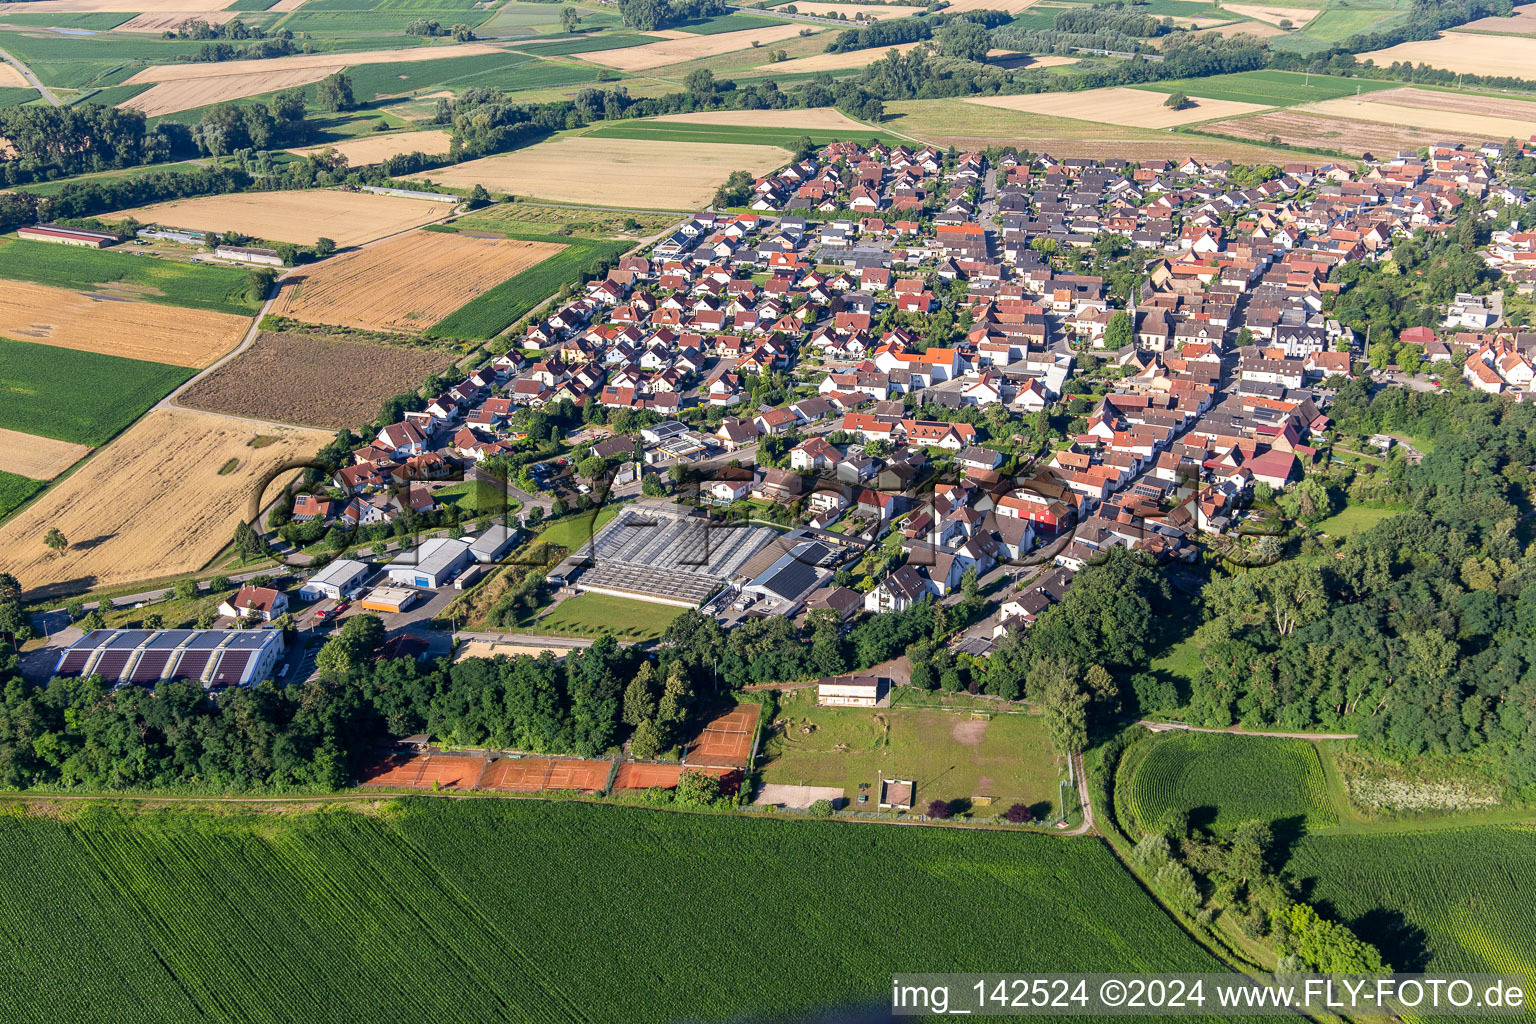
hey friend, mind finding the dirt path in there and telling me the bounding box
[1136,721,1358,741]
[1059,750,1094,836]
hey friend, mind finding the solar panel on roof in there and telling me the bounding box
[145,630,196,649]
[74,630,114,647]
[94,651,132,680]
[185,632,225,649]
[169,651,210,681]
[225,633,269,649]
[103,630,152,649]
[58,650,92,674]
[130,651,170,684]
[207,651,252,686]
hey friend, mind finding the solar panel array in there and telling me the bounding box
[572,507,777,606]
[52,629,284,689]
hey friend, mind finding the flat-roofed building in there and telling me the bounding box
[299,558,372,601]
[53,628,284,689]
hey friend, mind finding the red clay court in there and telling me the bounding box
[614,762,742,795]
[683,703,760,768]
[361,754,487,791]
[480,757,612,793]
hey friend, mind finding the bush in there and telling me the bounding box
[1003,803,1032,824]
[926,799,953,819]
[809,798,834,817]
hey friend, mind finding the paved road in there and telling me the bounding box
[0,46,58,105]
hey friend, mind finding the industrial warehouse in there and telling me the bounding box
[52,629,285,689]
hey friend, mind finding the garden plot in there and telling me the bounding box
[968,86,1272,128]
[269,229,565,332]
[114,188,451,247]
[0,281,248,367]
[426,135,790,209]
[0,408,330,590]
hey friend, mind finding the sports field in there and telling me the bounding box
[289,128,452,164]
[761,689,1062,819]
[361,754,488,790]
[1117,731,1337,835]
[684,703,759,768]
[969,87,1272,128]
[0,281,247,368]
[0,408,330,590]
[529,591,685,639]
[425,135,790,208]
[270,230,565,332]
[115,188,452,246]
[479,757,612,792]
[0,799,1241,1022]
[0,338,194,446]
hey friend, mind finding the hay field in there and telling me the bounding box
[114,189,451,247]
[0,63,27,89]
[754,42,924,72]
[1204,109,1446,156]
[946,0,1038,11]
[1360,34,1531,77]
[1454,7,1536,35]
[1357,86,1536,120]
[289,129,453,165]
[0,429,88,481]
[653,106,873,129]
[0,409,331,590]
[1222,3,1318,26]
[177,330,458,429]
[0,281,248,368]
[1297,91,1536,141]
[426,135,790,208]
[968,87,1272,128]
[113,10,241,32]
[270,231,566,332]
[581,22,810,70]
[120,42,502,114]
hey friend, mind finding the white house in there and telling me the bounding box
[218,585,288,622]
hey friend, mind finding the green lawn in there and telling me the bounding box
[528,591,684,639]
[0,799,1242,1022]
[0,238,263,316]
[433,479,521,515]
[1135,69,1397,107]
[584,120,899,148]
[534,503,622,552]
[1314,503,1406,538]
[761,689,1064,819]
[1118,731,1338,835]
[0,339,194,446]
[0,471,43,524]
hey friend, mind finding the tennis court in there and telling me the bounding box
[361,754,488,791]
[614,762,742,794]
[684,704,760,768]
[480,757,612,793]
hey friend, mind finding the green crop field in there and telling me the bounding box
[1286,828,1536,977]
[585,121,899,147]
[1135,70,1396,106]
[0,339,193,447]
[0,86,36,107]
[0,799,1245,1023]
[337,51,544,101]
[0,472,43,524]
[513,31,666,55]
[669,11,792,33]
[0,31,212,89]
[0,11,133,28]
[0,239,262,316]
[1120,732,1337,835]
[425,230,630,340]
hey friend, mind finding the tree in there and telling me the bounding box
[676,768,723,806]
[234,520,262,561]
[525,505,544,527]
[313,236,336,258]
[684,68,715,104]
[316,71,355,112]
[622,663,659,726]
[577,455,608,481]
[1041,675,1088,755]
[937,17,990,61]
[1003,803,1032,824]
[560,5,582,32]
[628,718,663,760]
[449,22,474,41]
[43,528,68,557]
[1164,92,1191,110]
[1104,309,1134,350]
[809,798,834,817]
[926,799,953,819]
[0,573,18,605]
[466,183,491,208]
[245,268,277,302]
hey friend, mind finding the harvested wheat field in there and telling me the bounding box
[4,0,231,11]
[0,281,247,368]
[177,330,458,429]
[582,22,810,70]
[946,0,1038,11]
[0,429,89,481]
[988,50,1078,67]
[425,135,790,209]
[113,10,242,32]
[653,106,874,130]
[753,42,924,73]
[1352,86,1536,120]
[1297,93,1536,142]
[1223,3,1318,26]
[1360,34,1531,78]
[119,42,501,115]
[0,409,330,591]
[289,129,453,165]
[270,231,565,333]
[1455,7,1536,34]
[115,189,450,247]
[1204,110,1446,156]
[0,63,28,89]
[123,67,341,116]
[969,87,1271,128]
